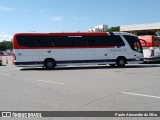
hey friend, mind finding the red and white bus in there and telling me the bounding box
[0,56,2,65]
[13,32,143,69]
[138,35,160,62]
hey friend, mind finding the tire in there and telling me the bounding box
[116,57,126,67]
[44,59,56,69]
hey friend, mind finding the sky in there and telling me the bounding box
[0,0,160,41]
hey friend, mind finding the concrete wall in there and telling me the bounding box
[120,22,160,31]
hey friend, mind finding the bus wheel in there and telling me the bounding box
[44,59,56,69]
[116,57,126,67]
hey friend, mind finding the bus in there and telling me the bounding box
[0,56,2,66]
[13,32,143,69]
[138,35,160,63]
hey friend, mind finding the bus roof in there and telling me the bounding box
[13,32,136,37]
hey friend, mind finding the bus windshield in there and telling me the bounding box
[123,35,143,53]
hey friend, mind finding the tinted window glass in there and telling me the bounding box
[71,37,89,46]
[55,36,72,47]
[54,36,89,47]
[109,35,125,46]
[38,37,53,47]
[16,36,54,47]
[123,35,138,50]
[91,36,110,46]
[16,35,125,47]
[123,35,143,53]
[17,36,38,47]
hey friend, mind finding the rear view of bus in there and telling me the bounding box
[138,35,160,63]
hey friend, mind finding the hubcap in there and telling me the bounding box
[47,61,54,68]
[119,60,125,65]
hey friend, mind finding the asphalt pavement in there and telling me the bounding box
[0,64,160,120]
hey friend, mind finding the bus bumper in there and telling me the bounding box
[144,57,160,62]
[127,58,144,64]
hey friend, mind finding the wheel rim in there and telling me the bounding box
[117,58,126,67]
[46,61,54,68]
[119,59,125,65]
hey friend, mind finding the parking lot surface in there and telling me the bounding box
[0,64,160,119]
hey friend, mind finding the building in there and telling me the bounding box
[120,22,160,35]
[89,25,108,32]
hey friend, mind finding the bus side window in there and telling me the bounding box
[53,36,60,47]
[87,37,94,46]
[71,37,88,47]
[109,35,125,47]
[52,39,57,47]
[17,36,38,47]
[38,36,54,47]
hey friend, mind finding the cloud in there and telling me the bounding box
[50,16,63,22]
[0,33,12,41]
[0,7,14,12]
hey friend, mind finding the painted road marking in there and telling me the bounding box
[36,79,65,85]
[122,92,160,99]
[0,73,11,77]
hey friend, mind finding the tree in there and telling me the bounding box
[106,26,120,32]
[0,40,12,51]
